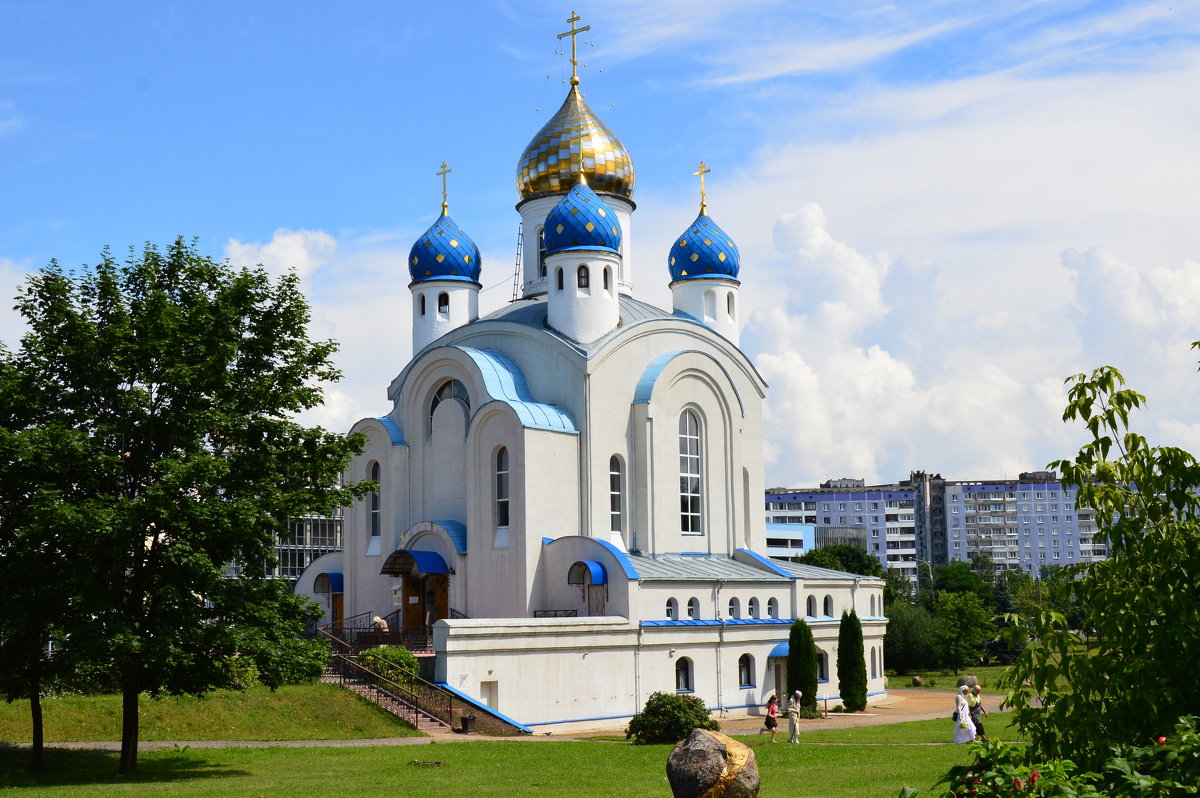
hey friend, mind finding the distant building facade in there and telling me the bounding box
[769,471,1108,584]
[225,514,344,586]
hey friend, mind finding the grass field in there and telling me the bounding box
[887,664,1012,690]
[0,684,421,742]
[1,715,1022,798]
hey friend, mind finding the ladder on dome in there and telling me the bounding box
[510,222,523,302]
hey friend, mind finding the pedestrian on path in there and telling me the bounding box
[969,684,988,740]
[787,690,803,744]
[759,695,779,742]
[953,685,976,744]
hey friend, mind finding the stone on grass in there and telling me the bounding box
[910,676,924,687]
[956,675,979,690]
[666,728,759,798]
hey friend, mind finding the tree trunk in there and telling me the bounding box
[118,684,139,776]
[29,670,43,771]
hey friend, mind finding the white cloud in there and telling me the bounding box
[0,258,31,347]
[225,228,337,283]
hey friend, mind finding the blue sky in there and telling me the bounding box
[4,1,1200,486]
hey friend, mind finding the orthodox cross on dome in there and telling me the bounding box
[694,161,712,215]
[557,11,591,86]
[437,161,452,215]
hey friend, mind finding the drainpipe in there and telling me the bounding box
[715,579,725,716]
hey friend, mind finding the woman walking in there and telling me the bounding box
[787,690,803,744]
[759,695,779,742]
[953,684,976,744]
[969,684,988,740]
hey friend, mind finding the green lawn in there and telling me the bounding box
[887,664,1012,690]
[0,684,421,743]
[0,716,1016,798]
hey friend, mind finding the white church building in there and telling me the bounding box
[297,16,887,732]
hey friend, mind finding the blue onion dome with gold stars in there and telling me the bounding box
[517,86,635,201]
[408,211,482,285]
[668,212,741,283]
[543,179,623,255]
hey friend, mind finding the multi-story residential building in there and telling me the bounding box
[766,479,918,581]
[225,514,344,586]
[771,471,1108,586]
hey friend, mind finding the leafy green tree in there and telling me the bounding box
[999,362,1200,770]
[882,600,937,673]
[882,568,915,609]
[793,547,841,571]
[787,618,818,711]
[836,609,867,711]
[797,543,885,577]
[933,560,994,608]
[932,590,993,674]
[625,691,718,744]
[4,239,367,775]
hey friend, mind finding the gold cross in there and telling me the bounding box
[694,162,712,215]
[557,11,591,86]
[437,161,452,215]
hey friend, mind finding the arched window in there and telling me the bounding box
[419,295,426,316]
[687,597,700,620]
[666,598,679,620]
[823,595,834,617]
[703,289,716,322]
[806,596,817,618]
[767,597,779,619]
[368,462,381,538]
[679,410,703,534]
[495,447,510,527]
[728,597,741,619]
[748,597,760,619]
[556,267,564,291]
[738,654,754,687]
[870,647,877,679]
[537,226,547,278]
[675,657,693,692]
[870,595,877,616]
[818,651,828,681]
[577,265,589,288]
[437,292,450,315]
[609,455,623,534]
[603,266,610,291]
[727,292,736,321]
[431,379,470,418]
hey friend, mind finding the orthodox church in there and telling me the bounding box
[297,15,887,731]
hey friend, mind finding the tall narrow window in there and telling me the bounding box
[679,410,703,534]
[495,447,510,527]
[437,292,450,314]
[577,265,590,288]
[419,295,426,316]
[603,267,610,291]
[537,227,547,277]
[675,657,693,692]
[556,267,564,291]
[369,462,381,538]
[609,455,623,534]
[738,654,754,687]
[687,597,700,619]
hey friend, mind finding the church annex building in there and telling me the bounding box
[297,15,887,732]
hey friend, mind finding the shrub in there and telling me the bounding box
[787,619,818,710]
[625,691,718,745]
[358,646,420,683]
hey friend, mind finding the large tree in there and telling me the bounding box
[836,609,867,711]
[786,618,818,711]
[1000,362,1200,770]
[882,599,936,674]
[5,239,367,775]
[796,543,884,577]
[932,590,993,674]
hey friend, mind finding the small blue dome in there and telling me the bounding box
[409,212,482,284]
[544,182,622,256]
[668,213,740,283]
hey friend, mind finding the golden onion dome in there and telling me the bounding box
[516,85,635,201]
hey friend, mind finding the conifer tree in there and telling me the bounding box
[837,609,867,711]
[786,618,818,710]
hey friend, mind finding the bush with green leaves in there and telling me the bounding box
[997,361,1200,771]
[787,618,818,710]
[625,691,718,745]
[936,716,1200,798]
[358,646,420,684]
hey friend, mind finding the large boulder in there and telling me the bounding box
[956,675,979,690]
[666,728,760,798]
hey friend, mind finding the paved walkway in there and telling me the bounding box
[17,689,1001,752]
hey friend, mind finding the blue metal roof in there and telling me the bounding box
[457,347,579,435]
[408,212,482,284]
[633,350,746,417]
[316,572,343,592]
[380,549,451,576]
[377,417,405,446]
[543,182,621,255]
[570,560,608,585]
[434,520,468,555]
